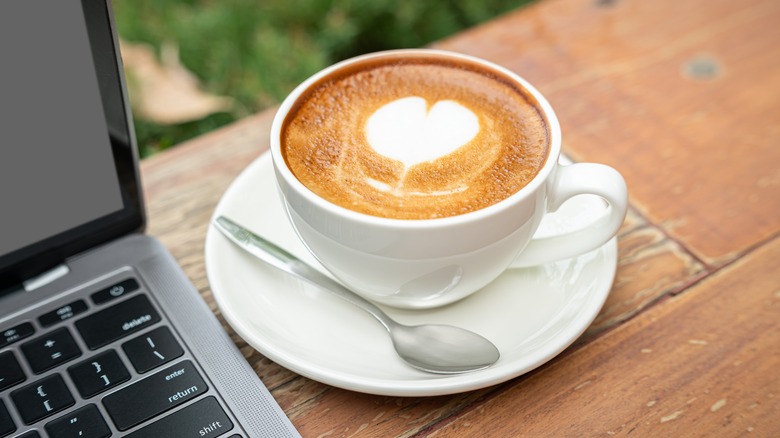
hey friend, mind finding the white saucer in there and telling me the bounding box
[204,152,617,397]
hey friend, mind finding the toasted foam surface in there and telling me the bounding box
[281,56,549,219]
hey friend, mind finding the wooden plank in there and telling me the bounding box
[435,0,780,266]
[426,236,780,437]
[583,215,706,339]
[281,384,493,438]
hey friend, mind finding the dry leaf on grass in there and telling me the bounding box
[120,39,234,125]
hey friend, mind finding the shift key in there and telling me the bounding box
[103,360,207,431]
[75,295,161,350]
[125,397,233,438]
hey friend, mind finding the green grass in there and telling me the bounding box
[113,0,533,157]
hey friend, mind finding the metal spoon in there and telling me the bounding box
[213,216,500,374]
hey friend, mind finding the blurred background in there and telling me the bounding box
[113,0,534,157]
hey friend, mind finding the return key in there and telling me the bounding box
[102,360,207,431]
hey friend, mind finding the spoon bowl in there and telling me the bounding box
[213,216,500,374]
[390,324,501,374]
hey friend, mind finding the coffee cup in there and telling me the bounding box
[270,49,627,309]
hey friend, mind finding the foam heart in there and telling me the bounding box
[365,97,479,167]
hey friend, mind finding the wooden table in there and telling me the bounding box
[139,0,780,435]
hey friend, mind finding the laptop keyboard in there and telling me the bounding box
[0,275,243,438]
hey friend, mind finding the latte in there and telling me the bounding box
[281,54,550,219]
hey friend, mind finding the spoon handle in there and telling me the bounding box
[213,216,393,330]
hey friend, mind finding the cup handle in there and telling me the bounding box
[510,163,628,268]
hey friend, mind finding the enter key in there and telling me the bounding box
[102,360,207,431]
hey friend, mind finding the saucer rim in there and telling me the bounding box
[204,152,617,396]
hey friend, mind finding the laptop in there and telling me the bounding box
[0,0,300,437]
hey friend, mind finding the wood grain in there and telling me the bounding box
[584,215,705,339]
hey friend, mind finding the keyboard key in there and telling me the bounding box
[45,404,110,438]
[21,328,81,374]
[38,300,88,327]
[122,326,184,373]
[103,360,207,431]
[75,294,161,350]
[91,278,139,305]
[0,322,35,348]
[68,350,130,398]
[16,431,41,437]
[10,374,74,425]
[0,351,26,391]
[125,397,233,438]
[0,400,15,437]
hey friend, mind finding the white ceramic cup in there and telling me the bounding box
[270,49,627,309]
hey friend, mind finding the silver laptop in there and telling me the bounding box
[0,1,300,437]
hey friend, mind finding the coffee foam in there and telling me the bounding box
[282,56,549,219]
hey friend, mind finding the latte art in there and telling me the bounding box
[366,97,480,169]
[281,56,549,219]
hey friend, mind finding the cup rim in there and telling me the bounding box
[270,48,562,229]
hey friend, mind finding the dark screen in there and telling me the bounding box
[0,0,124,256]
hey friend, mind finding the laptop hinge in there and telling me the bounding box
[23,264,70,292]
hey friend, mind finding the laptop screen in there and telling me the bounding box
[0,0,144,292]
